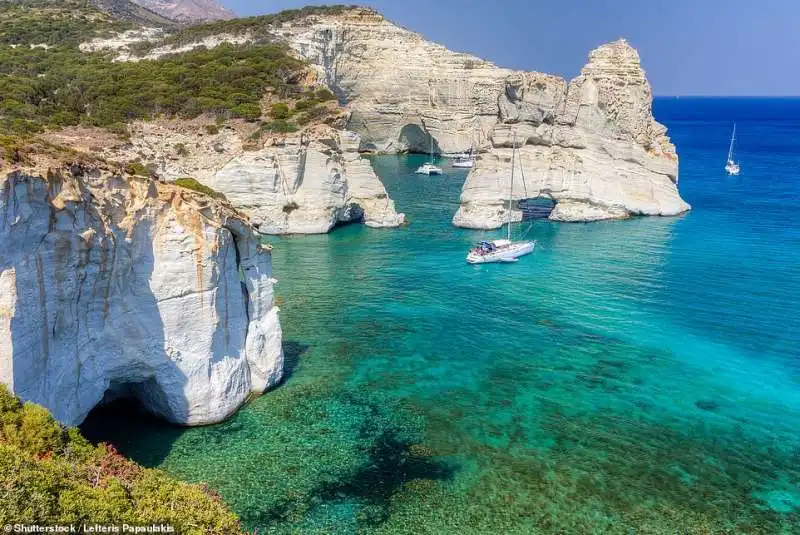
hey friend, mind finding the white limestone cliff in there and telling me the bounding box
[270,11,688,224]
[207,128,404,234]
[0,164,284,426]
[88,121,404,234]
[453,41,688,226]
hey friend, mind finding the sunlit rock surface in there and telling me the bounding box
[0,165,283,426]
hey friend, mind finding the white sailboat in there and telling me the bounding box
[466,133,536,264]
[725,123,741,176]
[415,133,443,175]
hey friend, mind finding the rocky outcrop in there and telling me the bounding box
[275,8,510,155]
[95,121,404,235]
[269,11,688,224]
[0,165,284,426]
[206,128,404,234]
[453,40,687,226]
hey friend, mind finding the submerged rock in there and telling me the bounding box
[0,164,284,426]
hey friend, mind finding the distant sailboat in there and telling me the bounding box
[416,132,443,175]
[725,123,741,176]
[466,132,536,264]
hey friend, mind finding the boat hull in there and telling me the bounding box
[466,241,536,264]
[415,164,443,175]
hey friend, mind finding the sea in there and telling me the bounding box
[82,98,800,534]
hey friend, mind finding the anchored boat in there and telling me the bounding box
[466,132,536,264]
[416,133,443,175]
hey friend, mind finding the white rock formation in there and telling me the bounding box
[79,27,165,55]
[93,122,404,234]
[204,128,404,234]
[0,165,284,426]
[79,7,686,225]
[270,10,688,224]
[454,41,688,226]
[275,8,509,155]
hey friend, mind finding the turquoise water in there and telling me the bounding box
[83,99,800,533]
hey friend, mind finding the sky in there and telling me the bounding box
[221,0,799,96]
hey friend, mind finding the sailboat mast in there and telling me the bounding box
[508,132,515,241]
[728,123,736,162]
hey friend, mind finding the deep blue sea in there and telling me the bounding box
[83,98,800,533]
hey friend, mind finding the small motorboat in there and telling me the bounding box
[415,163,443,175]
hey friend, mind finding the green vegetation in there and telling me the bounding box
[269,102,290,120]
[204,124,220,135]
[0,385,241,532]
[0,0,320,134]
[174,177,224,199]
[261,119,297,134]
[125,160,150,177]
[0,41,306,133]
[136,5,363,51]
[0,0,131,47]
[296,105,332,126]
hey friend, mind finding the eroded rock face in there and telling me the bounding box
[95,122,404,235]
[454,40,688,226]
[205,128,404,234]
[275,8,510,154]
[0,166,283,426]
[272,13,688,224]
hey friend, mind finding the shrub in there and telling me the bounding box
[261,120,297,134]
[315,88,336,101]
[269,102,290,120]
[125,161,149,177]
[294,99,315,111]
[204,124,220,135]
[296,106,330,126]
[0,385,242,531]
[175,143,189,156]
[230,103,262,122]
[173,177,223,199]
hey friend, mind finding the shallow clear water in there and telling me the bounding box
[83,98,800,533]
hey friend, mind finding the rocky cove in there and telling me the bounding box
[0,5,690,429]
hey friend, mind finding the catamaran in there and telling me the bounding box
[466,133,536,264]
[725,123,741,176]
[416,133,443,175]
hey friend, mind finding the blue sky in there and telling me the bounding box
[222,1,798,96]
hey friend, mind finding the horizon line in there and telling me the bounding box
[654,95,800,98]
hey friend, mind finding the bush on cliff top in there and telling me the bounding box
[174,177,224,199]
[0,385,241,532]
[138,5,363,51]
